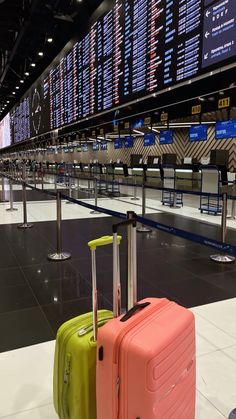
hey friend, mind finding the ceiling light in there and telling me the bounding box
[198,97,205,101]
[12,92,16,95]
[30,63,36,67]
[47,37,53,43]
[25,72,29,76]
[6,101,10,104]
[38,52,44,57]
[20,79,24,83]
[16,86,19,89]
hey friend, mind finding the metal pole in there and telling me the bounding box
[91,249,98,342]
[18,182,33,229]
[227,182,236,220]
[90,178,100,214]
[41,172,44,190]
[210,193,235,263]
[137,173,152,233]
[131,174,140,201]
[33,170,36,188]
[127,212,137,311]
[66,176,73,204]
[54,174,57,190]
[48,192,71,261]
[6,178,18,212]
[0,176,8,203]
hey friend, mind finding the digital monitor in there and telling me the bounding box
[160,130,173,145]
[215,119,236,139]
[114,138,123,149]
[93,142,100,151]
[144,132,155,147]
[82,144,88,152]
[100,141,108,151]
[189,125,208,142]
[124,136,134,148]
[0,113,11,149]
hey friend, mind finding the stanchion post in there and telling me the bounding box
[210,193,235,263]
[18,182,33,229]
[90,177,100,214]
[54,173,57,190]
[66,176,74,204]
[0,176,8,203]
[131,174,139,201]
[227,181,236,220]
[33,169,37,188]
[6,177,18,212]
[137,171,152,233]
[48,192,71,261]
[41,171,44,190]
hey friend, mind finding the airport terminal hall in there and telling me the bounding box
[1,0,236,418]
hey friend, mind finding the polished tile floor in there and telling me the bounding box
[0,176,236,418]
[1,298,236,419]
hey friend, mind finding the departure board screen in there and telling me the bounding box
[1,0,235,146]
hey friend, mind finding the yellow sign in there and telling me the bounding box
[144,117,151,126]
[160,112,168,122]
[124,122,130,129]
[218,97,230,109]
[192,105,201,115]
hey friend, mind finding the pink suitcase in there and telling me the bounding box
[96,216,196,419]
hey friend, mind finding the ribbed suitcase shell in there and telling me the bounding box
[96,298,196,419]
[53,309,112,419]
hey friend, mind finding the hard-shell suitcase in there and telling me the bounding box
[53,235,121,419]
[96,219,196,419]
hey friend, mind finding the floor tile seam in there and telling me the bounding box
[196,343,236,359]
[0,402,53,419]
[40,293,107,311]
[192,311,236,341]
[196,389,227,418]
[18,266,55,337]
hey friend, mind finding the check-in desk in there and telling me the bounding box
[146,168,162,187]
[175,166,201,190]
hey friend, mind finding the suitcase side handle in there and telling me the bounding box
[120,302,150,322]
[88,235,122,342]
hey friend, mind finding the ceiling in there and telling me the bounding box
[0,0,103,116]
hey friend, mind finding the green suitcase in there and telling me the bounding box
[53,236,122,419]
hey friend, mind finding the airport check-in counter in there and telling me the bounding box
[175,167,201,190]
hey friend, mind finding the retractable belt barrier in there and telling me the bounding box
[1,173,236,258]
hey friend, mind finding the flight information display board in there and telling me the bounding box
[160,130,173,145]
[215,119,236,139]
[144,132,156,146]
[189,124,208,141]
[1,0,235,146]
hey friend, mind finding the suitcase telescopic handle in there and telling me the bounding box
[112,211,137,312]
[88,235,122,342]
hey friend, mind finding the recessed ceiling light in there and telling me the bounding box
[20,79,24,83]
[6,101,10,104]
[30,63,36,67]
[47,37,53,43]
[25,72,29,76]
[12,92,16,95]
[38,51,44,57]
[16,86,19,89]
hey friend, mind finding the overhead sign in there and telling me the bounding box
[160,112,168,122]
[218,97,230,109]
[192,105,202,115]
